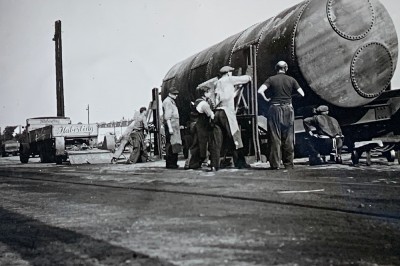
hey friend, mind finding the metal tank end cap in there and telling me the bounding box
[351,42,393,98]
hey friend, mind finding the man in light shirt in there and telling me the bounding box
[213,66,252,169]
[163,87,182,169]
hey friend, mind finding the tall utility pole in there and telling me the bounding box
[86,104,90,124]
[53,20,65,117]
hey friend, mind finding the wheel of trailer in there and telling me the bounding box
[351,150,360,165]
[365,150,372,166]
[55,155,63,165]
[20,154,29,163]
[39,151,44,163]
[19,143,30,163]
[384,150,396,162]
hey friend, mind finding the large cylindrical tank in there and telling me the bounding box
[161,0,398,124]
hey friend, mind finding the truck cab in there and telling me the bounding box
[1,140,20,157]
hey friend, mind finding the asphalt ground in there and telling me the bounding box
[0,154,399,265]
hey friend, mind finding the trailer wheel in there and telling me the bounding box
[20,154,29,163]
[384,150,396,162]
[19,143,30,163]
[351,150,360,165]
[55,155,63,165]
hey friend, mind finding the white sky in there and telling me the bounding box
[1,0,399,130]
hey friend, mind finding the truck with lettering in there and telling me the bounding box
[19,117,113,164]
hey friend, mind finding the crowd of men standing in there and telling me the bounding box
[162,60,343,170]
[112,60,343,170]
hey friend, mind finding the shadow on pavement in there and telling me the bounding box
[0,207,173,266]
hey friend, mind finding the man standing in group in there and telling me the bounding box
[162,87,182,169]
[185,85,215,170]
[212,66,252,169]
[127,106,151,164]
[258,61,305,169]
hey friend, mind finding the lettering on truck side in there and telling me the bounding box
[53,124,98,137]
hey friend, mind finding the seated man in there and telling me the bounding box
[303,105,343,165]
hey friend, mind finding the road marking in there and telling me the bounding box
[277,189,325,194]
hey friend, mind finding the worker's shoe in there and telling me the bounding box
[110,157,117,164]
[284,164,294,170]
[269,166,280,170]
[309,155,323,166]
[220,158,232,168]
[207,167,217,172]
[166,164,179,169]
[236,162,250,169]
[335,156,343,164]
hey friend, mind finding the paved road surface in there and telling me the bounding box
[0,155,399,265]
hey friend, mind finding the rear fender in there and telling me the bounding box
[55,137,65,156]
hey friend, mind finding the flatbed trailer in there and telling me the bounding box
[20,117,114,164]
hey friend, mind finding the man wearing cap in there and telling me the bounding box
[111,107,151,164]
[185,85,216,170]
[162,87,182,168]
[303,105,343,165]
[213,65,252,169]
[258,61,305,169]
[127,106,151,164]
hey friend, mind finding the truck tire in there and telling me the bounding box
[351,150,360,166]
[384,150,396,162]
[38,141,54,163]
[20,154,29,163]
[55,155,63,165]
[19,143,30,163]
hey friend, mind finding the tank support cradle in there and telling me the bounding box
[352,138,400,166]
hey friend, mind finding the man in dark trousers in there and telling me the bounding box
[162,87,182,169]
[213,66,252,169]
[127,107,151,164]
[303,105,343,165]
[185,85,215,170]
[258,61,305,169]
